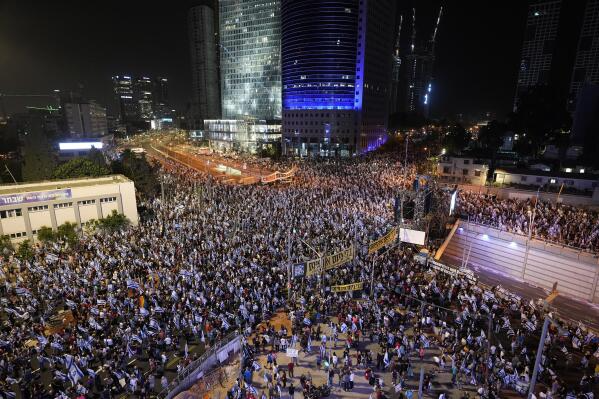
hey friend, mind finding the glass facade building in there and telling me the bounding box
[281,0,394,156]
[204,118,281,153]
[219,0,281,120]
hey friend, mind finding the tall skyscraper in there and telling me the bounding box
[569,0,599,111]
[219,0,281,119]
[152,77,171,119]
[513,0,586,111]
[514,1,562,110]
[188,1,221,128]
[133,77,154,121]
[281,0,395,156]
[112,75,137,124]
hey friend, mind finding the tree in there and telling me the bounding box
[16,240,34,260]
[443,123,470,154]
[87,147,108,170]
[112,150,159,198]
[478,120,508,176]
[36,226,55,243]
[56,222,78,247]
[52,158,110,180]
[510,85,572,158]
[97,210,130,232]
[0,235,13,257]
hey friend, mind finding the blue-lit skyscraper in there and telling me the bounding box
[281,0,395,156]
[219,0,281,120]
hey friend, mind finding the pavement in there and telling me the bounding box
[194,312,492,399]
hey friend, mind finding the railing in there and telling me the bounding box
[458,217,599,258]
[157,331,240,399]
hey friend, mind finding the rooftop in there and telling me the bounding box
[495,167,599,181]
[0,175,132,195]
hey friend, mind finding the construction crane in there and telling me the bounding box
[0,92,59,120]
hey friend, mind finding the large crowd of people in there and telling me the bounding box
[456,191,599,251]
[0,150,597,399]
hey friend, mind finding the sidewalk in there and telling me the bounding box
[235,315,481,399]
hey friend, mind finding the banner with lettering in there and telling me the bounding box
[305,245,355,277]
[331,281,364,293]
[0,189,72,206]
[368,227,398,255]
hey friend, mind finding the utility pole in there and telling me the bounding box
[4,165,17,184]
[370,254,376,299]
[417,366,425,399]
[528,317,550,399]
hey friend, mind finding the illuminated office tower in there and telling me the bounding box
[281,0,395,156]
[219,0,281,119]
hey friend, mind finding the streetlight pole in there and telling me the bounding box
[528,317,550,399]
[522,186,541,279]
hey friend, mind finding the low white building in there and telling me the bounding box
[494,168,599,192]
[437,156,489,185]
[0,175,138,242]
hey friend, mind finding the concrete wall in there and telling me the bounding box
[455,183,599,207]
[442,222,599,303]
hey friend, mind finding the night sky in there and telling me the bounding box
[0,0,527,120]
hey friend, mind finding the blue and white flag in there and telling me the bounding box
[149,318,160,330]
[127,280,140,291]
[179,270,193,278]
[221,318,231,330]
[65,299,77,309]
[87,368,97,379]
[139,307,149,317]
[131,334,143,344]
[303,317,312,326]
[97,299,106,307]
[340,323,348,333]
[65,354,84,385]
[36,335,48,349]
[51,341,64,351]
[153,306,164,314]
[15,287,31,296]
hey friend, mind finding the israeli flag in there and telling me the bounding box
[51,341,64,351]
[221,318,231,330]
[179,270,193,278]
[87,368,97,379]
[65,299,77,309]
[127,280,140,291]
[131,335,143,344]
[97,299,106,306]
[149,318,160,330]
[303,317,312,326]
[36,335,48,349]
[140,307,149,317]
[154,306,164,314]
[15,287,31,297]
[65,354,84,385]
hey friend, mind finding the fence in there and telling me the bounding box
[442,220,599,304]
[158,332,241,399]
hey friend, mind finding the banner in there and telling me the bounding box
[0,189,72,206]
[293,262,306,278]
[399,228,426,245]
[368,227,398,255]
[286,348,299,358]
[305,245,355,277]
[331,281,363,293]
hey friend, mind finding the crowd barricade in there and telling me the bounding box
[159,332,241,399]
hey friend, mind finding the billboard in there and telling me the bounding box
[0,189,72,206]
[399,228,426,246]
[59,142,103,150]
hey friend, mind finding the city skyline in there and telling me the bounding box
[0,0,528,120]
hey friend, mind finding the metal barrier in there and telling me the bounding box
[158,332,240,399]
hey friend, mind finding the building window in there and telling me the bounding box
[78,199,96,206]
[474,170,481,177]
[54,202,73,209]
[463,159,470,165]
[462,169,468,176]
[443,166,451,174]
[28,205,49,212]
[100,197,117,203]
[9,232,27,238]
[520,176,528,182]
[0,209,22,219]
